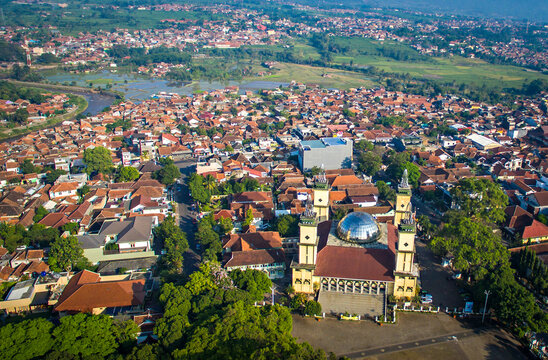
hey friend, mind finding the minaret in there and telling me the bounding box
[393,171,418,300]
[394,169,412,227]
[291,198,319,294]
[313,168,330,222]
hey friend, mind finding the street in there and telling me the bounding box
[174,158,201,274]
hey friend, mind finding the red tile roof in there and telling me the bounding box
[54,270,146,313]
[314,221,397,282]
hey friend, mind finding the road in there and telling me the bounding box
[174,158,201,274]
[342,329,479,358]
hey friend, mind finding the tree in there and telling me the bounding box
[356,151,382,176]
[33,206,48,223]
[83,146,113,175]
[0,318,54,360]
[188,173,211,204]
[154,216,188,272]
[116,166,140,182]
[430,216,509,281]
[61,222,79,235]
[386,160,420,188]
[154,163,180,186]
[243,208,255,227]
[53,314,117,358]
[304,300,322,316]
[276,214,299,237]
[45,169,67,185]
[450,178,508,224]
[229,268,272,301]
[48,235,87,272]
[376,180,396,202]
[217,216,234,235]
[20,159,40,174]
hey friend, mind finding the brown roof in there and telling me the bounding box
[314,221,397,282]
[54,270,146,313]
[223,231,282,251]
[224,248,285,268]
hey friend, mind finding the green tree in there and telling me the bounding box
[217,216,234,235]
[48,235,87,272]
[275,214,299,237]
[45,169,67,185]
[53,314,117,358]
[83,146,113,175]
[189,173,211,204]
[154,164,180,186]
[450,178,508,224]
[229,268,272,301]
[304,300,322,316]
[430,216,509,280]
[154,216,188,272]
[243,208,254,227]
[376,180,396,202]
[61,222,79,235]
[0,318,54,360]
[33,206,48,223]
[20,159,40,174]
[356,151,382,176]
[116,165,140,182]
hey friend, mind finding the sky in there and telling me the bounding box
[363,0,548,22]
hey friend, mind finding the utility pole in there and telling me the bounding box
[271,284,275,306]
[482,290,491,324]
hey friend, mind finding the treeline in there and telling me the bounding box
[512,247,548,297]
[0,80,46,104]
[0,40,25,62]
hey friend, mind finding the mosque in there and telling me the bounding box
[291,170,419,317]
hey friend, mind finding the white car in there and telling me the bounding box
[421,296,433,304]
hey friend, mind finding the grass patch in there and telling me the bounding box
[251,62,376,89]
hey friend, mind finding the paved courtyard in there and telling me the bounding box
[292,313,527,360]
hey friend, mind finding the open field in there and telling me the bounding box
[250,62,377,89]
[287,38,548,89]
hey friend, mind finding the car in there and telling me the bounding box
[421,297,433,304]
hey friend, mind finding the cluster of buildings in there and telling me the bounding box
[0,93,71,124]
[3,1,545,75]
[0,62,544,323]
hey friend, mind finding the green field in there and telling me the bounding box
[250,62,376,89]
[290,37,548,89]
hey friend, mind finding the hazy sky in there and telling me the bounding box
[364,0,548,22]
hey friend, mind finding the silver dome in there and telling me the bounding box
[336,212,380,244]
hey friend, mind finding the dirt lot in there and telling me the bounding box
[292,313,527,360]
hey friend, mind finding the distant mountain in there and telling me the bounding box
[363,0,548,22]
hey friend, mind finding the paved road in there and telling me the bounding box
[412,196,441,225]
[174,158,201,274]
[342,329,480,359]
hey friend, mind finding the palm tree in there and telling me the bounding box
[203,174,216,193]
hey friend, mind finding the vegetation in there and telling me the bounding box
[152,262,330,359]
[428,182,547,335]
[116,165,140,182]
[47,235,89,272]
[0,314,138,360]
[450,178,508,224]
[0,223,59,251]
[83,146,114,175]
[275,214,299,237]
[153,216,189,273]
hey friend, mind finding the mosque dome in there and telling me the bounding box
[336,212,380,244]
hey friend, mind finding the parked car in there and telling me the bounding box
[421,296,433,304]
